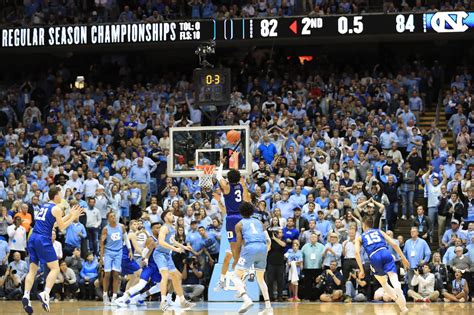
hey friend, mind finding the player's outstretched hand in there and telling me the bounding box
[174,247,184,254]
[401,258,410,270]
[70,205,84,219]
[358,270,365,280]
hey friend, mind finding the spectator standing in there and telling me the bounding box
[285,240,303,302]
[301,233,324,301]
[400,162,416,220]
[64,217,87,257]
[85,198,102,256]
[403,227,432,289]
[129,158,150,213]
[412,206,432,242]
[7,217,27,260]
[282,218,299,251]
[423,166,447,234]
[322,233,342,268]
[265,229,286,302]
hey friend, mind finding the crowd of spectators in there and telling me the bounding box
[1,0,474,26]
[0,50,473,303]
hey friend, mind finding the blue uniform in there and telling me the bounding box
[140,236,162,284]
[224,183,243,242]
[121,244,140,275]
[28,202,58,264]
[104,224,123,272]
[361,228,396,276]
[153,224,177,271]
[236,218,267,271]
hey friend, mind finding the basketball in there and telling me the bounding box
[226,129,241,144]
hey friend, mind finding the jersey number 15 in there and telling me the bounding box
[364,231,382,245]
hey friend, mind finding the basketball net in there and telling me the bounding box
[195,165,216,190]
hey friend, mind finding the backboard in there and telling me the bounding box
[167,125,251,178]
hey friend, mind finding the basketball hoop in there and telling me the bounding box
[195,165,216,190]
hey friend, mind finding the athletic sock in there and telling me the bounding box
[264,300,271,308]
[242,294,252,303]
[44,287,51,298]
[23,290,30,299]
[112,293,117,299]
[161,295,167,303]
[220,274,225,282]
[178,295,185,303]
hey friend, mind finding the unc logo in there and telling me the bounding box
[111,232,121,241]
[430,11,469,33]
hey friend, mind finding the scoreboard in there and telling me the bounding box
[1,11,473,48]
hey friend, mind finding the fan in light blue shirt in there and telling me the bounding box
[403,229,431,268]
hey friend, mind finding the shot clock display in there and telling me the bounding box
[193,68,231,108]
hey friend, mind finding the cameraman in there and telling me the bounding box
[344,268,369,302]
[407,263,440,302]
[0,266,22,299]
[181,256,205,301]
[315,260,343,302]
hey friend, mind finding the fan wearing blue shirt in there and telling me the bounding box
[282,218,299,252]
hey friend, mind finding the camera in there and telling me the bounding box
[315,272,328,290]
[417,265,424,274]
[185,257,197,265]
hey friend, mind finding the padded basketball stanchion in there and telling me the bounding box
[207,217,260,302]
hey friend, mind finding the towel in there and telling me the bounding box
[288,260,299,285]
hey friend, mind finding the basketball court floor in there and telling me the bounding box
[2,301,473,315]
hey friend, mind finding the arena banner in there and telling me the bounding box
[1,11,474,48]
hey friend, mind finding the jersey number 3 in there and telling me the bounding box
[364,231,382,245]
[235,190,242,202]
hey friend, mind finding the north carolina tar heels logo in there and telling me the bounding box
[429,11,469,33]
[111,232,121,241]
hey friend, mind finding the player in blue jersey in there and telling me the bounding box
[214,151,251,291]
[22,186,84,314]
[155,210,195,311]
[99,211,133,305]
[355,216,410,314]
[232,201,272,313]
[115,222,167,307]
[121,243,141,291]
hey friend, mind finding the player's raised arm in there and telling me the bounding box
[240,177,251,202]
[216,162,230,194]
[380,230,410,269]
[52,204,83,232]
[129,230,142,255]
[122,225,133,259]
[213,191,227,216]
[354,236,365,278]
